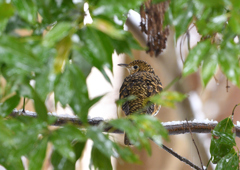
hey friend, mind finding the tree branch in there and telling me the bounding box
[10,110,240,137]
[161,144,203,170]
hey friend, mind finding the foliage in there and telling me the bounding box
[0,0,239,169]
[163,0,240,86]
[210,117,239,170]
[0,0,170,169]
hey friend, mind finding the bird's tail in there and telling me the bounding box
[124,132,132,145]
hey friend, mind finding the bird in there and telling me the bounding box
[118,60,163,145]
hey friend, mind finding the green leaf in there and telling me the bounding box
[54,67,74,107]
[201,45,218,86]
[54,35,72,73]
[51,149,75,170]
[32,89,48,121]
[150,91,186,108]
[0,94,20,117]
[87,126,116,158]
[215,149,239,170]
[170,0,194,39]
[183,40,211,76]
[87,124,139,164]
[73,141,86,160]
[90,146,112,170]
[229,9,240,34]
[109,115,168,154]
[71,49,92,77]
[0,36,42,73]
[36,1,75,25]
[218,40,240,86]
[90,19,125,39]
[112,143,140,163]
[210,117,236,163]
[91,0,145,18]
[0,18,8,36]
[195,7,227,36]
[108,118,141,147]
[28,138,48,170]
[67,64,89,122]
[35,69,55,101]
[116,95,136,106]
[152,0,168,3]
[12,0,37,24]
[0,2,14,21]
[42,22,72,47]
[77,26,113,82]
[50,125,86,162]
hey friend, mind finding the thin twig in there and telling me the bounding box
[186,31,191,51]
[179,24,195,64]
[232,103,240,122]
[226,78,230,92]
[180,35,185,64]
[160,143,202,170]
[163,74,182,91]
[186,119,204,170]
[22,97,26,113]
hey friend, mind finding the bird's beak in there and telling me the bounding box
[118,63,131,74]
[118,63,129,68]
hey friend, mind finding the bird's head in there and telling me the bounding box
[118,60,155,75]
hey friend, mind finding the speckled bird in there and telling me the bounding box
[118,60,163,145]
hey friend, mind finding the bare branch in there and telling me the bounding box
[161,144,202,170]
[10,110,240,138]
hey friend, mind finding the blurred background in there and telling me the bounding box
[6,6,240,170]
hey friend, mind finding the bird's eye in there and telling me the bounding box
[133,65,139,69]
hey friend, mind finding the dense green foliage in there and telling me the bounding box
[0,0,240,169]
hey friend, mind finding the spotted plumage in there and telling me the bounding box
[118,60,163,145]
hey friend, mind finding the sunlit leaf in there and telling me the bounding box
[0,2,14,21]
[115,95,136,106]
[42,22,72,47]
[150,91,186,108]
[90,19,124,39]
[54,35,72,73]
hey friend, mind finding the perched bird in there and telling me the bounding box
[118,60,163,145]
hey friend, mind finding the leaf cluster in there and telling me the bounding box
[161,0,240,86]
[210,117,239,170]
